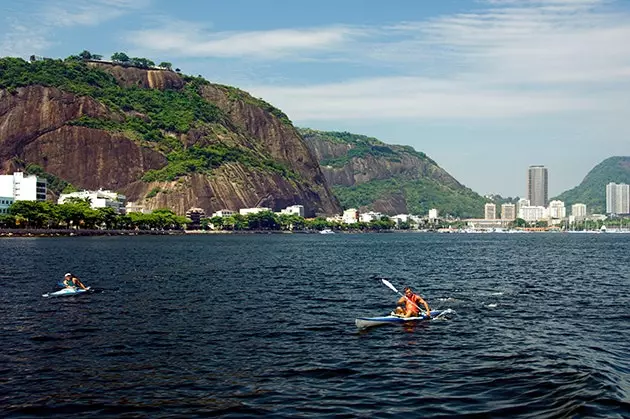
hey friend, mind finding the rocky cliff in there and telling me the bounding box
[300,128,485,218]
[0,57,341,217]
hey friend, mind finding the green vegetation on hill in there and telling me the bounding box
[298,128,432,168]
[0,55,297,182]
[554,156,630,213]
[333,178,484,218]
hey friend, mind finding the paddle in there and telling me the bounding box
[381,278,429,316]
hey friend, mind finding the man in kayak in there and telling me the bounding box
[63,273,88,290]
[394,286,431,318]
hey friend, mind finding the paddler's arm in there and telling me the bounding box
[419,296,431,317]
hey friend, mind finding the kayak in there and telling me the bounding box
[355,309,454,329]
[43,287,91,298]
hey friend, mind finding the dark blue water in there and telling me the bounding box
[1,233,629,418]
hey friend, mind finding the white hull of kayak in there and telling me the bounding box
[355,309,453,329]
[43,287,90,298]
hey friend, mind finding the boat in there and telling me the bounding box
[319,229,335,234]
[355,309,454,329]
[43,287,91,298]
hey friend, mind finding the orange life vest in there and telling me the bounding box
[405,294,420,314]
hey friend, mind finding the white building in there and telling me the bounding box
[484,203,497,220]
[212,209,235,218]
[606,182,630,214]
[548,200,566,219]
[239,207,272,215]
[571,203,587,219]
[360,211,383,223]
[58,189,126,213]
[125,201,151,214]
[501,203,516,221]
[428,209,439,220]
[519,206,547,222]
[280,205,304,217]
[0,172,47,202]
[342,208,359,224]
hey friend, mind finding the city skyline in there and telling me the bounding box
[1,0,629,197]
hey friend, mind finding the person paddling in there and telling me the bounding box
[394,286,431,318]
[63,273,88,290]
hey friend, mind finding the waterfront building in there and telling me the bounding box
[212,209,235,218]
[125,202,151,214]
[519,205,547,222]
[186,207,206,228]
[606,182,630,214]
[484,203,497,220]
[527,165,548,207]
[0,172,47,202]
[360,211,383,223]
[571,203,587,219]
[548,200,566,219]
[58,189,126,213]
[280,205,304,217]
[501,203,516,221]
[0,196,14,214]
[342,208,359,224]
[239,207,272,215]
[428,209,439,220]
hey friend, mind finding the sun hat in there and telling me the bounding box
[65,273,71,277]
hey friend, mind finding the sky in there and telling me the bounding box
[1,0,629,197]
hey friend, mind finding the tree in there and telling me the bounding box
[79,50,92,60]
[111,52,130,63]
[158,61,172,71]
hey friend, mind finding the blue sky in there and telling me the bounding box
[2,0,629,197]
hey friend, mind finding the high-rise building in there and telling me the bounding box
[606,183,630,214]
[527,165,548,207]
[548,200,566,219]
[571,203,587,218]
[484,203,497,220]
[501,203,516,221]
[0,172,47,202]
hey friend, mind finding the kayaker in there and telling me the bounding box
[394,286,431,318]
[63,273,88,290]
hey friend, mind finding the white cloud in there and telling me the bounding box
[128,22,365,59]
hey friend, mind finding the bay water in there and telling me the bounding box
[1,233,629,418]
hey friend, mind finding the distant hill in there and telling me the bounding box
[553,156,630,213]
[299,128,486,218]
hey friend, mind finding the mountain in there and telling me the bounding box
[0,56,341,217]
[553,156,630,213]
[299,128,486,218]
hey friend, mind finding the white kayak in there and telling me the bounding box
[43,287,91,298]
[355,309,454,329]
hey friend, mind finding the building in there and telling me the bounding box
[0,196,14,214]
[571,203,587,219]
[360,211,383,223]
[280,205,304,217]
[212,209,235,218]
[428,209,439,220]
[0,172,47,202]
[484,203,497,220]
[548,200,566,219]
[125,201,151,214]
[527,165,548,207]
[239,207,272,216]
[342,208,359,224]
[501,203,516,221]
[519,205,546,222]
[58,189,126,213]
[606,182,630,214]
[185,207,206,228]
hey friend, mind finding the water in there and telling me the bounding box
[1,233,629,418]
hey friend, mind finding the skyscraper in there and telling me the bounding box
[527,165,548,207]
[606,182,630,214]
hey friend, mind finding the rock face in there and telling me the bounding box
[300,128,484,217]
[0,61,341,217]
